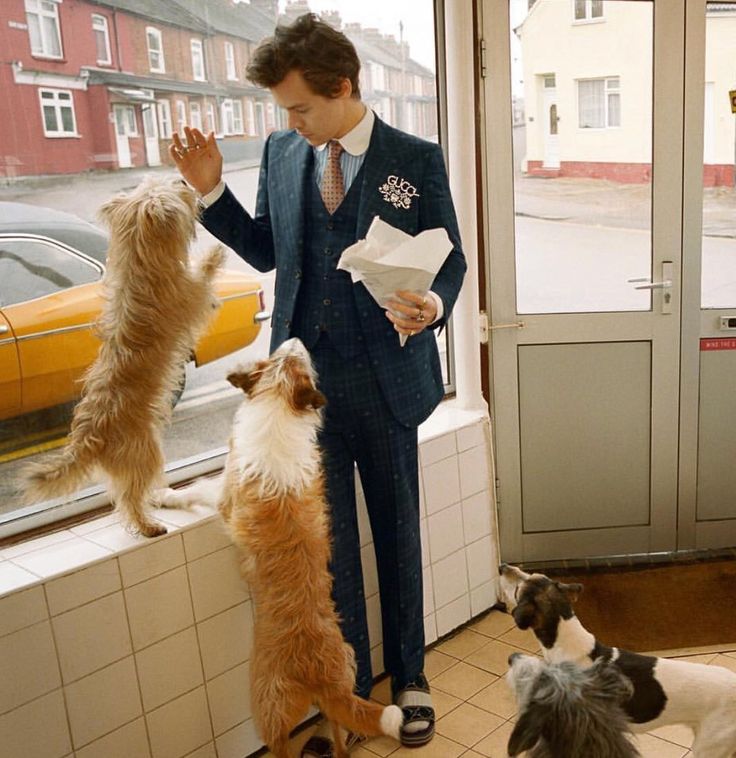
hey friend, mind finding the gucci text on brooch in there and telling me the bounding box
[379,175,420,210]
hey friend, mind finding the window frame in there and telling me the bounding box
[157,98,173,138]
[189,101,202,131]
[176,100,187,133]
[573,0,605,23]
[191,38,206,81]
[577,76,621,129]
[92,13,112,65]
[146,26,165,73]
[39,88,77,137]
[224,40,238,80]
[25,0,63,59]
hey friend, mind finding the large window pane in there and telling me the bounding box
[512,0,653,314]
[0,1,443,530]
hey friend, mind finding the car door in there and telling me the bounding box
[0,311,20,417]
[0,235,104,418]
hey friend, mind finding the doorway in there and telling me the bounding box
[481,0,735,562]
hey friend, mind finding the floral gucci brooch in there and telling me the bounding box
[379,175,420,210]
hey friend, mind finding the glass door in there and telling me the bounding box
[482,0,684,562]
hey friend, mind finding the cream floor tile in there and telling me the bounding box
[495,625,541,653]
[431,688,464,719]
[468,676,517,720]
[390,733,465,757]
[430,661,497,701]
[460,752,487,757]
[465,638,528,677]
[648,723,694,749]
[712,653,736,673]
[467,610,515,639]
[423,649,458,679]
[633,732,690,757]
[435,629,489,660]
[471,720,515,758]
[435,702,504,748]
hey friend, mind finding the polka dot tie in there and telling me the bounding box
[321,140,345,215]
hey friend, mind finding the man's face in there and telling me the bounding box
[271,69,352,146]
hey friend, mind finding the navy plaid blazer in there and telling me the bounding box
[201,116,467,428]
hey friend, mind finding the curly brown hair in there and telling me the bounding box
[246,13,361,99]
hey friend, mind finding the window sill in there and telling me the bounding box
[0,400,488,598]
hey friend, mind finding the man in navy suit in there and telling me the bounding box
[171,13,465,754]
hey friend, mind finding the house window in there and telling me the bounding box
[25,0,63,58]
[233,100,244,134]
[92,14,111,65]
[191,39,205,81]
[206,102,217,134]
[157,99,172,138]
[221,99,234,134]
[39,88,76,136]
[574,0,604,21]
[578,77,620,128]
[114,105,137,136]
[370,61,386,92]
[225,41,237,80]
[189,102,202,131]
[147,27,165,73]
[245,99,255,136]
[176,100,186,133]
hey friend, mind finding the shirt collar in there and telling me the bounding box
[316,106,374,156]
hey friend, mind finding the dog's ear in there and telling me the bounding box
[227,362,268,394]
[512,600,536,630]
[291,374,326,411]
[97,194,128,227]
[507,700,547,755]
[556,581,584,604]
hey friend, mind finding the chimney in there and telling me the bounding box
[250,0,278,21]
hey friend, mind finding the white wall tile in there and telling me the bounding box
[75,718,150,758]
[0,585,47,637]
[461,491,493,545]
[466,536,496,590]
[152,504,214,529]
[0,620,61,713]
[458,445,491,500]
[69,513,121,536]
[0,690,71,758]
[215,718,262,758]
[360,543,379,599]
[420,517,429,568]
[421,456,460,515]
[10,537,111,579]
[0,561,41,595]
[427,503,464,563]
[456,421,486,452]
[136,627,204,712]
[182,519,230,562]
[436,594,471,638]
[146,686,212,758]
[365,592,383,647]
[419,432,457,467]
[1,531,76,560]
[187,546,248,622]
[471,581,498,618]
[65,657,143,749]
[125,566,194,651]
[119,535,185,588]
[424,613,438,647]
[206,661,251,736]
[81,524,145,552]
[197,602,253,681]
[431,550,469,610]
[52,592,132,683]
[45,559,121,616]
[423,566,435,616]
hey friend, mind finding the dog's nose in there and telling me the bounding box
[508,652,522,666]
[499,563,508,574]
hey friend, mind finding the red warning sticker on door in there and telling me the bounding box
[700,338,736,351]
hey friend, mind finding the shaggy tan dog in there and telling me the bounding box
[23,176,224,537]
[156,338,402,757]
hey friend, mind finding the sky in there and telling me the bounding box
[277,0,437,70]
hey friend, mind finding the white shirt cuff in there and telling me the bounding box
[200,180,226,207]
[428,291,444,323]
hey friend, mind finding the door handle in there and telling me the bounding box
[628,262,674,314]
[0,324,8,335]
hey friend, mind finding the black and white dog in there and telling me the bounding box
[506,653,639,757]
[499,564,736,758]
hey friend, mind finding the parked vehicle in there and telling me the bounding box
[0,202,269,421]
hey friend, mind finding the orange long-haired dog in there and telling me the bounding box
[22,176,224,537]
[156,338,402,757]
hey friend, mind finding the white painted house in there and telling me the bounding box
[518,0,736,185]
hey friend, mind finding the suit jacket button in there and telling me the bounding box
[285,319,291,328]
[295,270,302,279]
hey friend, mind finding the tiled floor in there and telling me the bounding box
[266,608,736,757]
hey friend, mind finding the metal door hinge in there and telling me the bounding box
[479,310,489,344]
[479,38,487,78]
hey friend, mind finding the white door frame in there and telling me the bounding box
[481,0,684,562]
[542,78,560,169]
[141,94,161,167]
[113,105,132,169]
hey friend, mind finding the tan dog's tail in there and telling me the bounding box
[22,443,94,503]
[319,694,403,741]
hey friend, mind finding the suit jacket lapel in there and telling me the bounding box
[271,135,312,259]
[356,118,402,240]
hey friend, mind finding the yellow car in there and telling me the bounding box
[0,202,269,422]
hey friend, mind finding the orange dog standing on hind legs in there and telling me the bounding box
[157,338,402,757]
[22,176,225,537]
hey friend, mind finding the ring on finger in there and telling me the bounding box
[409,330,415,337]
[417,309,425,322]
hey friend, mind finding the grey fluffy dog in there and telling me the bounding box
[506,653,640,758]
